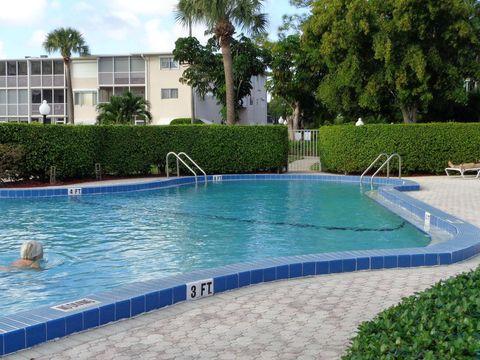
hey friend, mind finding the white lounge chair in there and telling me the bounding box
[445,161,480,178]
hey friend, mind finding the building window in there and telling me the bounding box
[7,62,16,76]
[160,57,178,70]
[161,88,178,99]
[53,60,64,75]
[31,61,41,75]
[74,91,97,106]
[99,87,113,103]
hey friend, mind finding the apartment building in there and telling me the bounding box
[0,53,267,125]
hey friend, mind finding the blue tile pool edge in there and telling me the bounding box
[1,173,479,356]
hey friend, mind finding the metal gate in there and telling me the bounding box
[288,130,321,172]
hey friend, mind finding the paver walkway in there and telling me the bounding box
[7,176,480,360]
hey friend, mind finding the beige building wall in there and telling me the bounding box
[67,54,267,125]
[72,59,98,125]
[146,55,192,125]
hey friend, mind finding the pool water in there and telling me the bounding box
[0,180,429,315]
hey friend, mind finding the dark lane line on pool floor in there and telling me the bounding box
[73,198,406,233]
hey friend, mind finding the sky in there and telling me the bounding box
[0,0,302,59]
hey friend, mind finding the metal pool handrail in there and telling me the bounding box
[166,152,207,184]
[178,152,207,183]
[370,153,402,185]
[360,153,389,183]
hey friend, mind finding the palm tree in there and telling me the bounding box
[43,28,90,125]
[175,0,268,125]
[96,91,153,125]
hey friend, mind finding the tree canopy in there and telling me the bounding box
[43,28,90,125]
[175,0,268,125]
[302,0,480,123]
[96,91,152,125]
[173,35,271,120]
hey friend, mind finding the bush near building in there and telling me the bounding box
[319,123,480,175]
[0,123,288,181]
[169,118,205,125]
[343,267,480,359]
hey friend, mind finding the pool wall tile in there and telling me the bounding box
[131,296,146,317]
[412,254,425,267]
[214,276,226,293]
[115,300,131,320]
[225,274,239,290]
[251,269,264,284]
[145,292,160,312]
[371,257,384,269]
[276,266,289,280]
[65,314,83,335]
[99,305,115,325]
[342,259,356,272]
[159,289,173,308]
[302,262,316,276]
[173,285,186,303]
[289,263,302,278]
[316,261,329,274]
[238,271,251,287]
[329,260,343,273]
[26,324,46,347]
[4,329,25,355]
[425,254,439,266]
[46,318,65,341]
[83,308,100,330]
[3,174,480,354]
[398,255,411,268]
[356,258,369,271]
[263,267,276,282]
[384,256,398,269]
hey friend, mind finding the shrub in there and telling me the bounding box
[319,123,480,174]
[170,118,205,125]
[0,144,25,183]
[343,267,480,359]
[0,124,288,180]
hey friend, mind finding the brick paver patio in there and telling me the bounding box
[6,176,480,360]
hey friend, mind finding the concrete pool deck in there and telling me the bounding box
[6,175,480,360]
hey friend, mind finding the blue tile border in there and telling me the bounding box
[1,173,480,356]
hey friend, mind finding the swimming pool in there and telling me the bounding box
[0,174,480,356]
[0,180,429,316]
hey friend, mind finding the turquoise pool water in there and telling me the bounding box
[0,180,429,315]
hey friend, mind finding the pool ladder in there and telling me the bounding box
[360,153,402,185]
[166,152,207,184]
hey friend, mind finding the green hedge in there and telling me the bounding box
[344,267,480,359]
[0,124,288,180]
[319,123,480,174]
[170,118,205,125]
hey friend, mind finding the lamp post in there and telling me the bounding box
[39,100,51,125]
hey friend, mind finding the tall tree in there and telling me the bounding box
[303,0,480,123]
[174,35,271,120]
[96,91,152,125]
[43,28,90,125]
[267,35,321,135]
[175,0,268,125]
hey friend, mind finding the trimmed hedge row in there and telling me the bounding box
[343,267,480,359]
[319,123,480,175]
[170,118,205,125]
[0,124,288,180]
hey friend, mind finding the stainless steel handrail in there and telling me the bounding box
[166,152,199,183]
[360,153,389,183]
[370,153,402,184]
[178,152,207,183]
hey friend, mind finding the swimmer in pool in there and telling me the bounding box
[10,240,44,269]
